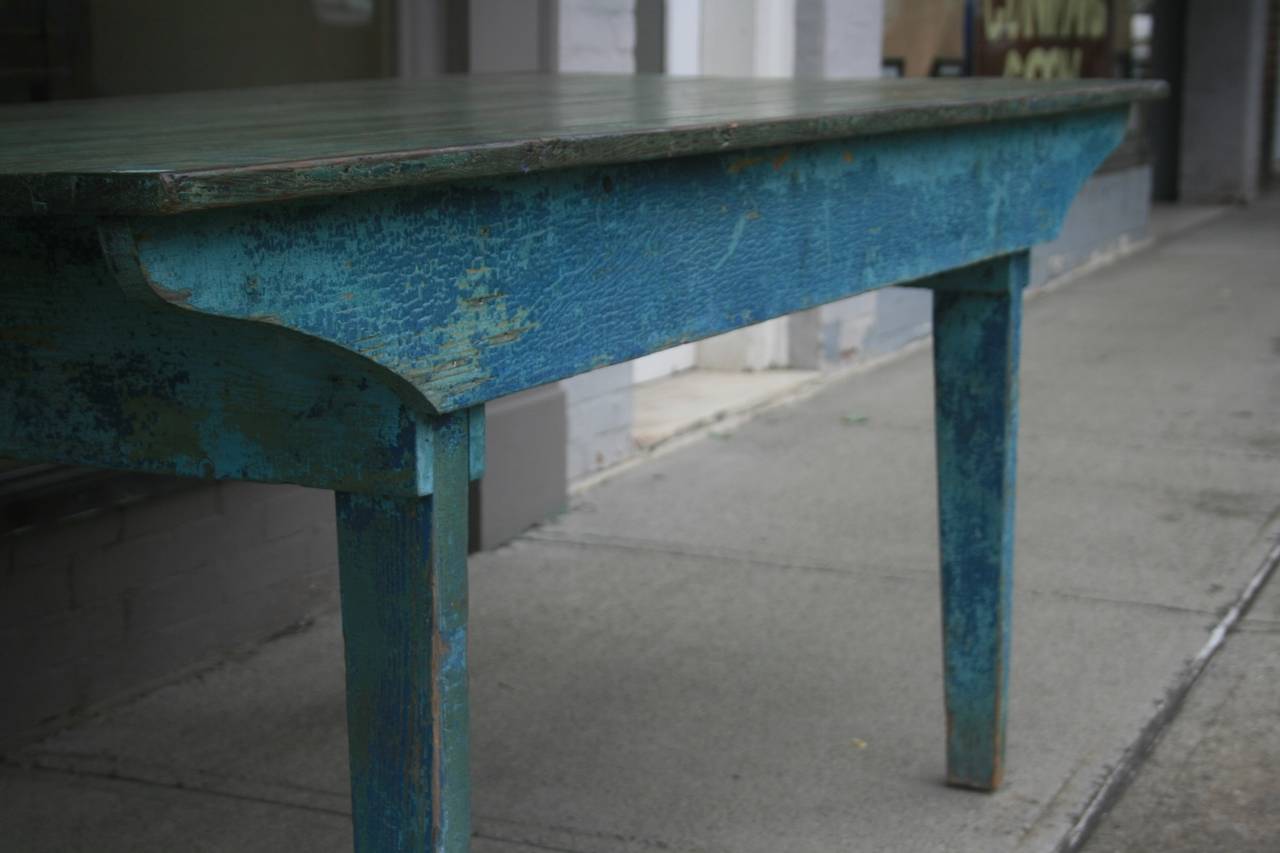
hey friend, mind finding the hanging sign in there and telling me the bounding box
[971,0,1112,79]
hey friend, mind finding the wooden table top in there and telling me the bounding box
[0,74,1163,216]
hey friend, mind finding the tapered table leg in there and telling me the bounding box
[336,410,473,852]
[929,253,1027,791]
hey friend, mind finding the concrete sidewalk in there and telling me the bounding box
[1083,554,1280,853]
[3,195,1278,852]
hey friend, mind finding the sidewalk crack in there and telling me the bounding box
[5,751,350,814]
[476,813,691,852]
[520,529,933,584]
[0,759,351,818]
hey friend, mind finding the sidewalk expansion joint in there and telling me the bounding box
[0,758,351,818]
[472,833,587,853]
[475,813,685,853]
[518,529,935,584]
[521,530,1223,620]
[1028,588,1220,620]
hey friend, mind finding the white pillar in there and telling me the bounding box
[555,0,637,72]
[664,0,702,74]
[756,0,798,77]
[796,0,883,79]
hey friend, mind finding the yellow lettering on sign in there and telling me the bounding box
[1062,0,1107,37]
[1028,0,1060,38]
[1025,46,1053,76]
[984,0,1013,41]
[1061,0,1083,36]
[985,0,1108,42]
[1088,0,1107,37]
[1002,46,1084,79]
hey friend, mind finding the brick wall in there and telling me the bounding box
[0,482,338,750]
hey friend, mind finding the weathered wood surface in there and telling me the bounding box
[916,254,1026,790]
[120,108,1126,413]
[0,75,1163,216]
[0,219,484,495]
[337,411,473,852]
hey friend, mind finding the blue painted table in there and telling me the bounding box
[0,75,1161,851]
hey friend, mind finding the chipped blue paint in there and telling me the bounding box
[124,108,1128,413]
[919,253,1027,790]
[467,407,485,482]
[337,410,472,853]
[0,94,1139,853]
[0,218,482,497]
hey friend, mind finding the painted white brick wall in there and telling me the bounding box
[562,363,636,480]
[1,482,338,747]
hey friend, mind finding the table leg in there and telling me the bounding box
[930,253,1026,791]
[336,410,472,852]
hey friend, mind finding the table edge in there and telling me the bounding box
[1,80,1166,217]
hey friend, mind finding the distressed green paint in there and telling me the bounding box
[0,76,1163,216]
[126,108,1127,413]
[337,411,471,852]
[917,253,1027,790]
